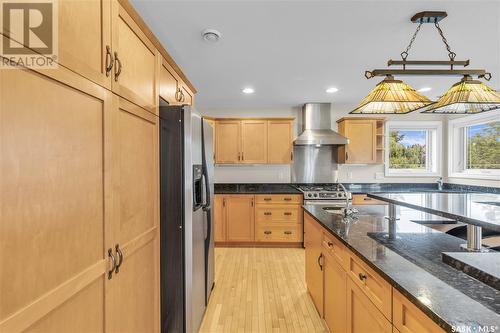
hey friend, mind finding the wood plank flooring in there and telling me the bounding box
[199,247,326,333]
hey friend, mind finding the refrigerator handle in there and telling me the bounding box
[201,120,211,210]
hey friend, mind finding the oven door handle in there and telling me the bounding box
[304,200,346,206]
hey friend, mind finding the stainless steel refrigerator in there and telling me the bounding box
[159,104,214,333]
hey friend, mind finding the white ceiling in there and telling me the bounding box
[132,0,500,110]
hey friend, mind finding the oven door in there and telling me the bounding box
[303,200,346,207]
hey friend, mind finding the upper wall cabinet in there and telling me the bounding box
[337,117,385,164]
[159,59,181,105]
[111,1,157,113]
[214,118,294,165]
[58,0,112,89]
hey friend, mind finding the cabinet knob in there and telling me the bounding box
[358,273,367,281]
[327,241,333,248]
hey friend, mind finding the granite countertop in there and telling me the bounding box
[214,183,301,194]
[368,192,500,232]
[303,204,500,332]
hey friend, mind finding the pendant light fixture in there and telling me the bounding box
[351,11,498,114]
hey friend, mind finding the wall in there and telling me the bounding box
[200,106,499,187]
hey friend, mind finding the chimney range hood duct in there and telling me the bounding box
[294,103,348,145]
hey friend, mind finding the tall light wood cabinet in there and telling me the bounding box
[215,120,241,163]
[304,214,324,317]
[337,117,385,164]
[267,120,293,163]
[111,1,157,113]
[241,120,268,163]
[58,0,112,89]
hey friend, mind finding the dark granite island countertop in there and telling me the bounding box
[303,204,500,332]
[367,192,500,232]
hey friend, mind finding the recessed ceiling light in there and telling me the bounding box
[201,29,222,43]
[417,87,432,92]
[326,87,339,93]
[242,88,254,94]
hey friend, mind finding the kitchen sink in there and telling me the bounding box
[323,206,344,215]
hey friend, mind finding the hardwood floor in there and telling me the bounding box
[199,247,327,333]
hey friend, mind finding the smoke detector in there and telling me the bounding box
[201,29,221,43]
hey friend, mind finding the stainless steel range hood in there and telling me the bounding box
[294,103,348,145]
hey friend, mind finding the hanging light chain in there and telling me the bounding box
[400,22,422,61]
[434,22,456,60]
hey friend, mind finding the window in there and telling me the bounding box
[385,121,442,177]
[449,111,500,180]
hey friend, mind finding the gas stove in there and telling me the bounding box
[296,184,350,202]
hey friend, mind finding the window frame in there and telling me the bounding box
[448,111,500,180]
[384,121,442,177]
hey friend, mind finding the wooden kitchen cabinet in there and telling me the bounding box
[241,120,268,163]
[159,58,182,105]
[267,120,293,163]
[346,277,392,333]
[215,120,241,163]
[324,251,347,333]
[225,195,255,242]
[214,195,226,242]
[393,289,445,333]
[112,1,157,113]
[180,84,194,105]
[337,117,385,164]
[352,194,387,206]
[304,213,324,316]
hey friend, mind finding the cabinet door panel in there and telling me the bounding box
[112,2,157,113]
[215,121,240,163]
[324,254,347,333]
[181,85,194,105]
[393,289,445,333]
[267,120,293,164]
[345,120,376,163]
[347,278,392,333]
[159,59,180,105]
[241,120,267,163]
[225,195,254,242]
[59,0,111,88]
[214,195,226,242]
[0,67,110,332]
[304,213,324,316]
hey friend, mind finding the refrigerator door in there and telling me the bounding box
[201,120,214,304]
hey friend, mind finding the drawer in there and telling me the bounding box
[393,289,445,333]
[255,194,302,204]
[322,232,349,271]
[256,206,300,223]
[256,224,302,242]
[352,194,387,205]
[347,251,392,320]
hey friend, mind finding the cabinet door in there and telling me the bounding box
[225,195,255,242]
[106,97,159,333]
[181,85,194,106]
[304,213,324,316]
[267,120,293,164]
[393,289,445,333]
[346,278,392,333]
[324,253,347,333]
[214,195,226,242]
[0,66,112,332]
[241,120,268,163]
[215,121,240,163]
[58,0,112,89]
[345,120,377,163]
[112,2,157,113]
[159,59,181,105]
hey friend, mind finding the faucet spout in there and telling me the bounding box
[437,177,443,191]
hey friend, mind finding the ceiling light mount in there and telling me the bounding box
[411,11,448,24]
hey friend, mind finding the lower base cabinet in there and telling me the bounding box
[324,251,347,333]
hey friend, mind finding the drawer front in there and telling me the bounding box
[347,252,392,320]
[256,206,300,223]
[393,289,445,333]
[352,194,387,205]
[255,194,302,204]
[256,224,302,242]
[322,232,349,271]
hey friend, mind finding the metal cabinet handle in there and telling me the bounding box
[241,152,244,161]
[346,152,349,161]
[284,212,292,216]
[264,230,272,235]
[283,197,292,201]
[180,90,185,102]
[327,241,333,248]
[114,52,122,81]
[264,198,272,201]
[358,273,367,281]
[115,244,123,274]
[290,151,293,161]
[364,197,372,201]
[223,198,226,207]
[175,88,182,102]
[105,45,114,76]
[251,199,254,207]
[108,248,116,280]
[317,253,324,271]
[284,231,292,235]
[264,212,272,216]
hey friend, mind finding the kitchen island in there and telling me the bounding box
[303,204,500,333]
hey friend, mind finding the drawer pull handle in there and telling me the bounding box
[317,253,324,271]
[264,198,272,201]
[358,273,367,281]
[284,231,292,235]
[284,198,292,201]
[327,241,333,248]
[264,212,272,216]
[264,230,272,235]
[284,212,292,216]
[108,248,116,280]
[364,197,372,201]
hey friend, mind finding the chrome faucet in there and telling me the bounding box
[437,177,443,191]
[338,183,357,218]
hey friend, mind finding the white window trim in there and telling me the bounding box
[448,110,500,180]
[385,121,442,177]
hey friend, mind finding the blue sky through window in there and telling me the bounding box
[395,130,426,147]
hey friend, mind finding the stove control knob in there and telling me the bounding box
[307,193,312,198]
[313,193,319,198]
